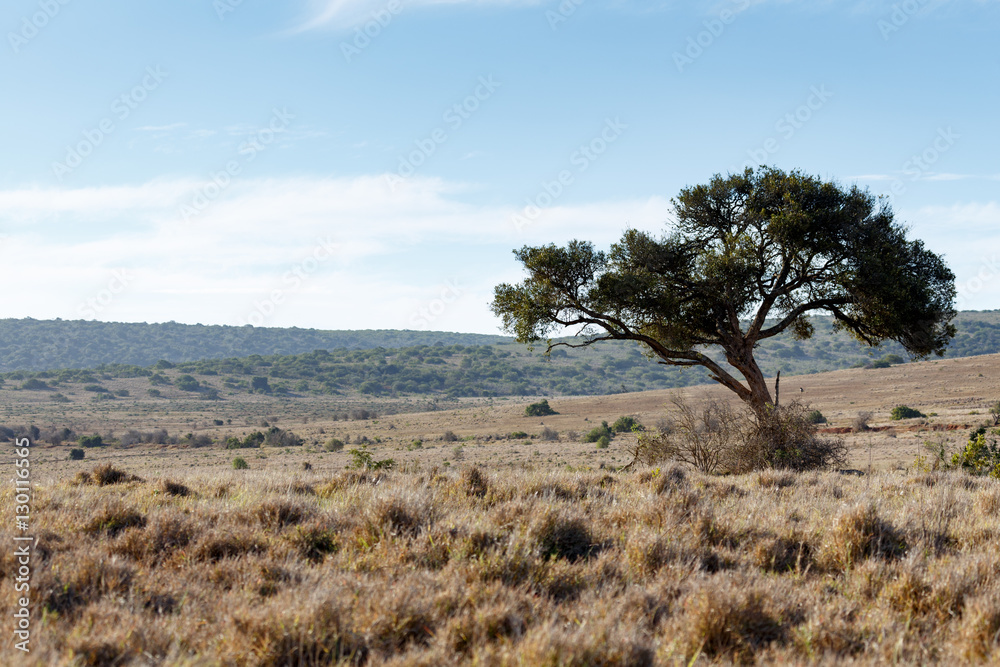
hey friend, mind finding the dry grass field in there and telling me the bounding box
[4,353,1000,664]
[5,463,1000,665]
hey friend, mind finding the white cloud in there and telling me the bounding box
[0,176,671,332]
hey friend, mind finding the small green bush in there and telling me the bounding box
[348,447,394,471]
[68,448,85,461]
[20,378,49,390]
[232,457,249,470]
[952,429,1000,477]
[509,431,529,439]
[595,435,610,449]
[806,410,827,425]
[525,399,557,417]
[324,438,345,452]
[891,405,925,420]
[612,416,643,433]
[583,421,613,443]
[78,434,104,448]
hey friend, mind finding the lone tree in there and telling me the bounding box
[492,167,956,415]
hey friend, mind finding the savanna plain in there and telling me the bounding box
[5,353,1000,665]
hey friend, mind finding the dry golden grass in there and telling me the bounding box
[4,461,1000,665]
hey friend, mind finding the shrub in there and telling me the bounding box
[232,457,249,470]
[68,448,85,461]
[631,399,846,474]
[735,404,847,473]
[595,435,610,449]
[806,410,827,424]
[324,438,345,452]
[612,415,643,433]
[78,434,104,448]
[525,399,557,417]
[891,405,925,420]
[147,389,161,397]
[348,447,394,471]
[583,421,613,443]
[540,426,559,441]
[83,384,109,393]
[21,378,49,390]
[509,431,529,439]
[263,427,303,447]
[50,393,71,403]
[175,375,201,392]
[952,430,1000,477]
[90,463,143,486]
[159,479,191,497]
[442,430,459,442]
[852,411,873,432]
[226,431,266,449]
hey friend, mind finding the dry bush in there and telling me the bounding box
[530,510,597,562]
[158,478,191,497]
[819,503,906,571]
[85,500,146,537]
[255,499,312,529]
[632,399,846,474]
[853,410,874,432]
[89,463,144,486]
[462,466,489,498]
[675,583,786,663]
[630,397,742,474]
[732,402,848,473]
[957,591,1000,661]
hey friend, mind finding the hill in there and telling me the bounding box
[0,319,505,372]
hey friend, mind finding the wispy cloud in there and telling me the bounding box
[294,0,540,31]
[0,176,670,330]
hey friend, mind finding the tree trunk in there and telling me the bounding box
[726,350,773,416]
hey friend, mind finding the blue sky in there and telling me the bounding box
[1,0,998,334]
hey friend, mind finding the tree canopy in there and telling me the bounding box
[491,167,957,412]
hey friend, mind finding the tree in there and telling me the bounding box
[491,167,956,414]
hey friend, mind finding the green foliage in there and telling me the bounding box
[250,376,272,393]
[611,415,643,433]
[20,378,49,390]
[83,384,109,393]
[491,166,956,411]
[68,448,85,461]
[175,375,201,392]
[891,405,926,420]
[525,399,557,416]
[583,421,613,443]
[147,389,161,397]
[806,410,827,424]
[226,431,266,449]
[324,438,345,452]
[951,429,1000,477]
[347,447,394,471]
[595,435,610,449]
[78,434,104,448]
[232,456,249,470]
[509,431,529,439]
[262,426,303,447]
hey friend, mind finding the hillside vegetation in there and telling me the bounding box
[0,319,505,372]
[5,313,1000,400]
[1,312,1000,377]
